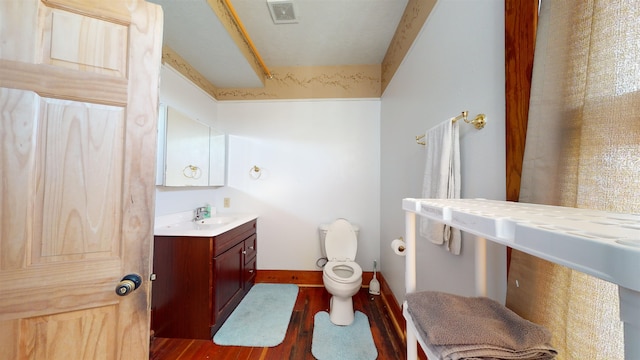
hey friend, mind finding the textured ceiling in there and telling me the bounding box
[150,0,409,89]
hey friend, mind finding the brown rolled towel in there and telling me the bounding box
[406,291,557,359]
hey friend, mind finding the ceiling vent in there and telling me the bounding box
[267,0,298,24]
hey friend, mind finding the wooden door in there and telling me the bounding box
[0,0,163,359]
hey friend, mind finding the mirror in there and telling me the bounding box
[209,129,226,186]
[156,104,226,187]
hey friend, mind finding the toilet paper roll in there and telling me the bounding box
[391,238,406,256]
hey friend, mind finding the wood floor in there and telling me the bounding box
[149,286,407,360]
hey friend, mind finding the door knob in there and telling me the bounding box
[115,274,142,296]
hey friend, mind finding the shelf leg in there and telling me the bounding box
[619,286,640,359]
[406,320,418,360]
[405,211,417,360]
[475,237,487,297]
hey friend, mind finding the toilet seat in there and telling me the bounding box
[324,260,362,284]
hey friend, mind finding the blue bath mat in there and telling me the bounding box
[312,311,378,360]
[213,283,299,347]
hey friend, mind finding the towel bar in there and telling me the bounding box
[416,111,486,145]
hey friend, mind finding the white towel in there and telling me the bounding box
[419,118,461,254]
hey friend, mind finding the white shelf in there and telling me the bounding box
[403,198,640,360]
[403,198,640,292]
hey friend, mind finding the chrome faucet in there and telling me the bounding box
[194,206,209,221]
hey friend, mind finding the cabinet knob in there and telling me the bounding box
[248,269,254,273]
[248,246,254,250]
[242,250,247,254]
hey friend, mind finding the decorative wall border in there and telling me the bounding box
[216,64,381,100]
[162,46,219,100]
[381,0,438,93]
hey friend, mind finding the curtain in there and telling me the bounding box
[506,1,640,359]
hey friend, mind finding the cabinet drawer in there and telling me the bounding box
[244,234,257,264]
[244,256,256,285]
[214,219,257,257]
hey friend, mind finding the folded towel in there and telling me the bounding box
[406,291,557,359]
[419,119,461,254]
[432,343,557,360]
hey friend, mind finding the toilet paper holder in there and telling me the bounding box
[391,237,406,256]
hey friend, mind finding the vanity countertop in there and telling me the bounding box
[154,211,258,237]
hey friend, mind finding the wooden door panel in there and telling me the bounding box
[20,306,117,360]
[42,8,128,76]
[35,98,124,262]
[0,89,38,271]
[0,0,162,359]
[0,83,126,317]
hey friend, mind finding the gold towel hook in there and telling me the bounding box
[451,111,486,129]
[249,165,262,179]
[468,114,487,129]
[182,164,202,179]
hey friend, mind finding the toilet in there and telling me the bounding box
[319,218,363,326]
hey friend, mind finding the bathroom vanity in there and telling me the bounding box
[151,215,257,339]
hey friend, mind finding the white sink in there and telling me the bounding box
[154,212,257,237]
[195,216,236,226]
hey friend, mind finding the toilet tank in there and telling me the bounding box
[318,221,359,258]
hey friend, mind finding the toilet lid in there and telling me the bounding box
[325,218,357,261]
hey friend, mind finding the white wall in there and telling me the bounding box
[216,100,381,271]
[380,0,507,304]
[155,65,381,271]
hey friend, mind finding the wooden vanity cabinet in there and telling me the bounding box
[152,219,257,339]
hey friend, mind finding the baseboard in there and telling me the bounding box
[377,272,405,341]
[255,269,324,286]
[255,269,377,287]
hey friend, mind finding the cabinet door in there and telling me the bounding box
[152,236,211,339]
[164,106,210,186]
[209,130,226,186]
[158,105,227,187]
[213,241,245,328]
